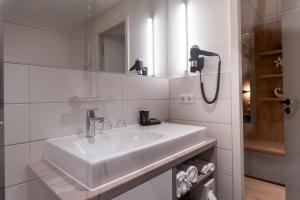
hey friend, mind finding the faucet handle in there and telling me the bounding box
[87,109,98,117]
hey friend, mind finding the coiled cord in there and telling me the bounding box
[200,55,221,104]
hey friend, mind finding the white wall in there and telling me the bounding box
[103,35,126,73]
[282,1,300,199]
[88,0,168,77]
[168,0,240,199]
[3,8,169,198]
[3,0,243,200]
[4,22,85,70]
[4,64,169,200]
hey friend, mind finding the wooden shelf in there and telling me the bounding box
[259,49,282,56]
[260,74,283,79]
[260,97,283,102]
[244,138,285,156]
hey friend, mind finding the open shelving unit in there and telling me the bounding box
[178,172,214,200]
[260,97,283,102]
[244,20,285,156]
[259,73,283,79]
[259,49,282,56]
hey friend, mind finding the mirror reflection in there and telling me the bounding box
[5,0,168,77]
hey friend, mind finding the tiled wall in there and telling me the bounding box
[3,1,236,200]
[3,64,169,199]
[170,73,233,200]
[4,22,85,70]
[168,0,234,199]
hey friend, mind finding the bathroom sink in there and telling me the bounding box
[46,123,207,191]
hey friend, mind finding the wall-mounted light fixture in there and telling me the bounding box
[242,90,251,94]
[147,17,155,76]
[178,1,188,71]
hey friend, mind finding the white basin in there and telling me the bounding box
[46,123,207,191]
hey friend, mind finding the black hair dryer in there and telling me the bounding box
[189,45,221,104]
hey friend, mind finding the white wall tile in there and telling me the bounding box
[5,182,28,200]
[4,104,29,145]
[250,151,284,184]
[170,73,231,100]
[217,148,232,176]
[94,73,123,100]
[100,101,124,126]
[30,66,90,103]
[29,140,46,164]
[30,103,85,141]
[4,22,72,68]
[30,67,124,103]
[170,99,231,124]
[30,101,123,141]
[123,76,169,100]
[4,63,29,103]
[5,180,56,200]
[5,143,32,187]
[217,173,233,200]
[171,120,232,150]
[123,100,169,125]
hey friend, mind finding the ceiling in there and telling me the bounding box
[241,0,282,32]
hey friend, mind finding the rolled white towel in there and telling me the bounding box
[208,190,218,200]
[176,171,188,198]
[207,163,215,173]
[188,159,209,175]
[200,164,210,175]
[181,179,189,195]
[186,166,198,184]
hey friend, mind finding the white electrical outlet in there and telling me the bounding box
[179,94,194,104]
[203,179,216,200]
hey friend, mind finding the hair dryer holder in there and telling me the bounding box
[190,57,204,73]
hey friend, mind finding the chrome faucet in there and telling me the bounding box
[86,109,104,137]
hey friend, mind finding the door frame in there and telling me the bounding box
[97,15,130,73]
[230,0,245,199]
[99,21,126,72]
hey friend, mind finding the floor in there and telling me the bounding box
[245,177,286,200]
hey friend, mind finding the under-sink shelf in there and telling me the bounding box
[244,138,285,156]
[178,172,214,200]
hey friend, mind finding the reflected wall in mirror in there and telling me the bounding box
[99,22,126,74]
[4,0,168,77]
[87,0,168,77]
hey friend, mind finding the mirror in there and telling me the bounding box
[4,0,168,77]
[99,22,126,74]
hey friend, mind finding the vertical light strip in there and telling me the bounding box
[179,2,188,71]
[147,17,154,76]
[152,17,156,77]
[185,0,189,70]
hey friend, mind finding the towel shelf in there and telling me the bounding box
[177,172,214,200]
